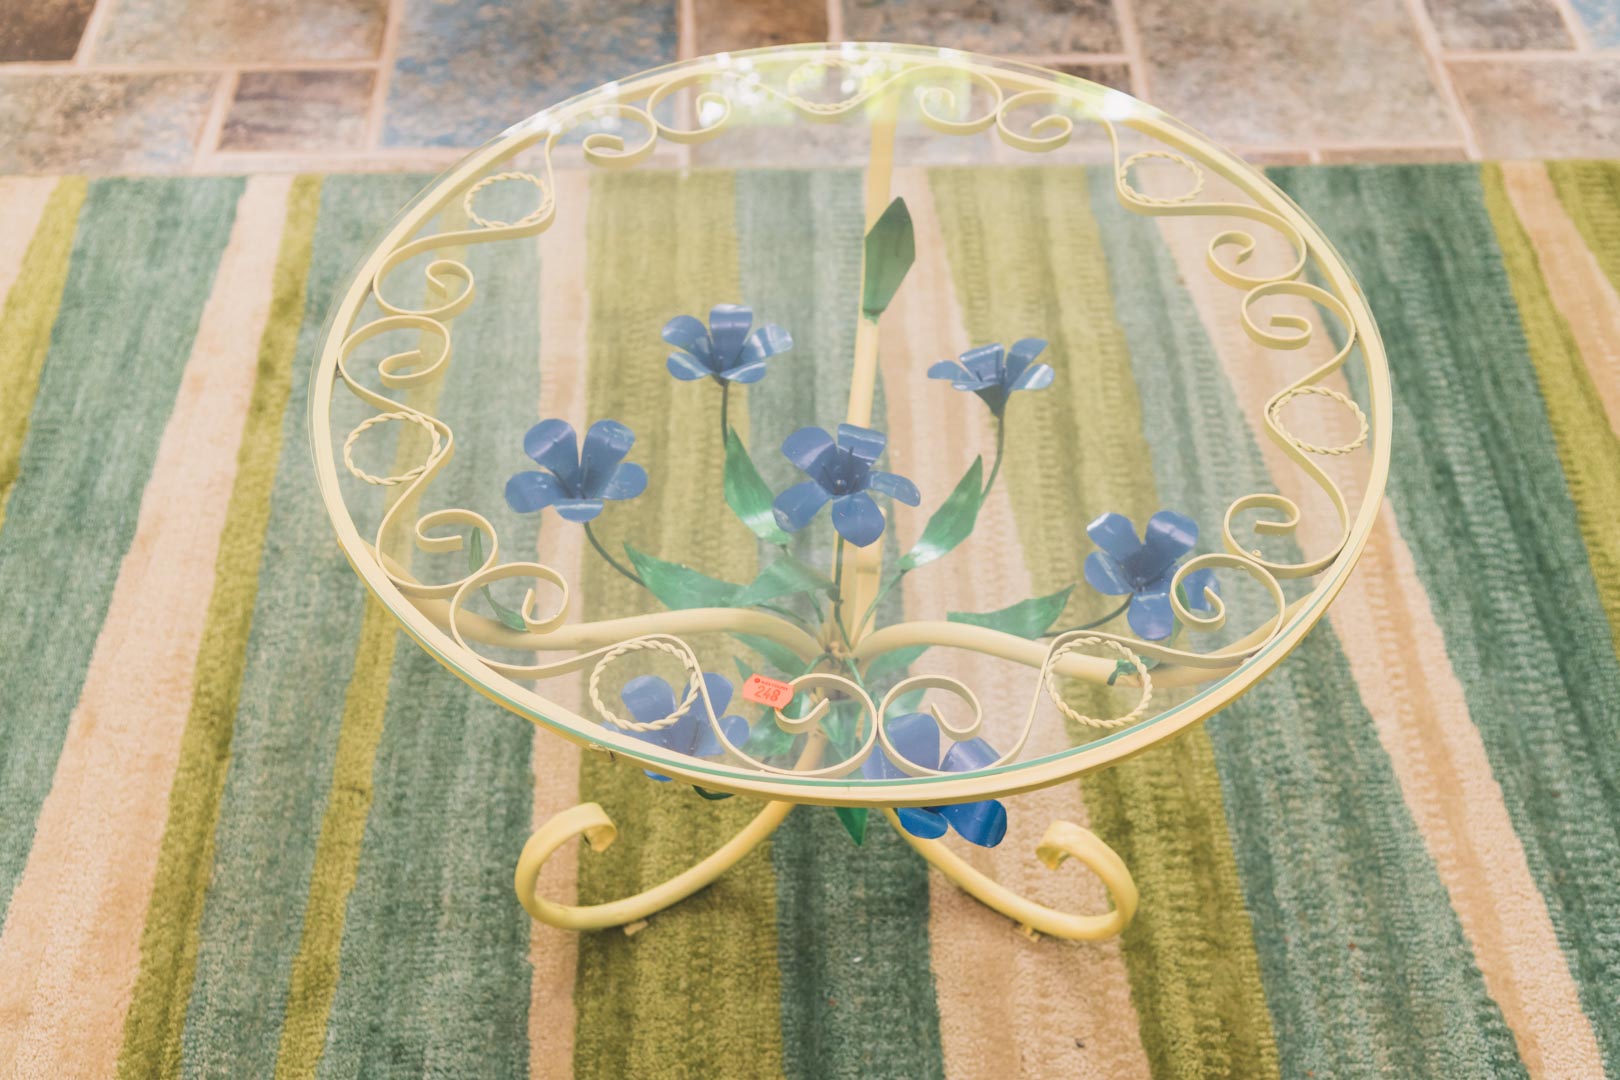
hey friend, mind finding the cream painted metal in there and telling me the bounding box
[309,43,1389,941]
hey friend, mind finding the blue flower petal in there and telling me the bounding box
[1131,510,1198,584]
[862,747,907,781]
[831,491,886,547]
[960,343,1004,383]
[781,427,837,479]
[703,671,734,715]
[928,359,992,390]
[1086,511,1142,565]
[1181,566,1220,612]
[836,423,887,464]
[523,419,581,490]
[773,480,831,533]
[716,357,768,384]
[708,303,753,368]
[597,462,647,502]
[692,712,750,758]
[867,470,921,506]
[553,498,604,523]
[689,674,738,755]
[1003,338,1047,384]
[667,351,712,381]
[1083,550,1134,596]
[505,470,567,513]
[938,800,1008,847]
[940,736,999,773]
[1008,362,1055,393]
[1127,586,1176,641]
[895,806,950,840]
[662,314,713,364]
[740,323,793,364]
[886,711,942,770]
[641,770,674,782]
[579,419,635,497]
[621,674,678,730]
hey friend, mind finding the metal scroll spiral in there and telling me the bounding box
[330,48,1372,781]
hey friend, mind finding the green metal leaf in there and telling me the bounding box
[862,644,929,681]
[899,456,984,571]
[693,786,734,800]
[468,530,526,631]
[948,585,1075,639]
[731,555,836,609]
[624,544,741,610]
[861,197,915,322]
[834,806,869,845]
[723,428,790,544]
[730,632,813,678]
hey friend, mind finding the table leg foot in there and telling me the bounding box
[884,811,1139,941]
[514,799,795,930]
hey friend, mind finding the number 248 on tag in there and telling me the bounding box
[740,674,795,708]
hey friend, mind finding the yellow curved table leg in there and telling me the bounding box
[884,810,1138,941]
[515,799,795,930]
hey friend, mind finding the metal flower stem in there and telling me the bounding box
[718,380,731,443]
[583,522,643,587]
[983,417,1006,497]
[1045,597,1132,638]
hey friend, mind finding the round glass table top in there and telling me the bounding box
[309,42,1389,806]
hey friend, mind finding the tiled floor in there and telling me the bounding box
[0,0,1616,173]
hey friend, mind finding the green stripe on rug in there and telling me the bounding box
[0,177,241,922]
[1273,163,1620,1073]
[571,170,785,1079]
[302,223,540,1078]
[1545,161,1620,299]
[929,164,1278,1080]
[117,175,322,1080]
[1093,166,1524,1078]
[736,169,946,1080]
[166,174,427,1076]
[0,176,86,532]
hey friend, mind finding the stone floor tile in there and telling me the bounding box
[0,73,217,173]
[1132,0,1459,146]
[1423,0,1572,49]
[384,0,676,148]
[219,70,375,153]
[1450,57,1620,158]
[94,0,385,63]
[0,0,96,62]
[840,0,1122,55]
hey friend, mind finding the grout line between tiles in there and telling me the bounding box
[1398,0,1482,159]
[72,0,116,65]
[1108,0,1151,102]
[366,0,407,152]
[826,0,845,43]
[191,71,237,171]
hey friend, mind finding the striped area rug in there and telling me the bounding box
[0,162,1617,1079]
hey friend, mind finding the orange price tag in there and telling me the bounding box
[740,673,795,709]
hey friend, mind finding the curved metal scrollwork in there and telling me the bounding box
[325,43,1376,794]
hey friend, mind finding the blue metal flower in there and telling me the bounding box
[927,338,1054,417]
[862,712,1008,847]
[1083,510,1220,641]
[505,418,647,523]
[663,303,794,385]
[771,423,920,548]
[621,672,751,782]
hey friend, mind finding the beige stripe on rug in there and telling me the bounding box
[0,175,293,1080]
[527,167,589,1080]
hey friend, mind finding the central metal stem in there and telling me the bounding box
[832,90,899,648]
